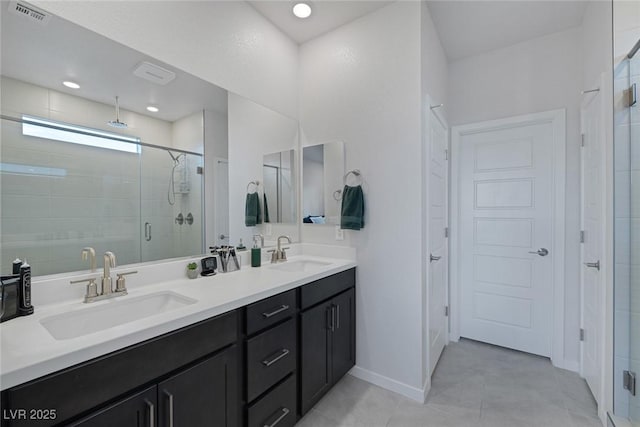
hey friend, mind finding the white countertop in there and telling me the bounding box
[0,244,356,391]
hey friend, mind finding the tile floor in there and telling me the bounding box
[297,338,603,427]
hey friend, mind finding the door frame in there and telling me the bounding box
[449,109,567,368]
[423,94,449,384]
[579,73,608,410]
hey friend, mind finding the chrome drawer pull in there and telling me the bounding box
[164,390,174,427]
[262,348,290,367]
[262,304,290,318]
[144,399,155,427]
[263,407,290,427]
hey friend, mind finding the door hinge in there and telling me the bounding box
[580,230,585,243]
[627,83,637,107]
[444,306,449,317]
[624,370,637,396]
[444,227,449,238]
[196,166,204,175]
[580,328,585,341]
[581,134,585,147]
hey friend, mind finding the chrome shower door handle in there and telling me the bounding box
[528,248,549,256]
[144,222,152,241]
[584,260,600,271]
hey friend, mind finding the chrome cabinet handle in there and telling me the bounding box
[430,254,441,262]
[263,407,290,427]
[336,304,340,329]
[326,306,333,331]
[164,390,174,427]
[262,304,290,318]
[145,222,152,241]
[262,348,290,367]
[528,248,549,256]
[584,260,600,271]
[144,399,155,427]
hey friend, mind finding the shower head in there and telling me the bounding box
[107,96,128,128]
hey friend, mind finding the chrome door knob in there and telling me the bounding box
[430,254,442,263]
[584,260,600,271]
[528,248,549,256]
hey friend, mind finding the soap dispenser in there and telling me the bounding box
[251,235,263,267]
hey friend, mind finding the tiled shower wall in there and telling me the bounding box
[0,76,203,276]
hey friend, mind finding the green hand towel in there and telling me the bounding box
[245,192,262,226]
[263,193,270,223]
[341,185,365,230]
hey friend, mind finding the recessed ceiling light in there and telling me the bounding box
[146,106,159,113]
[63,81,80,89]
[293,2,312,18]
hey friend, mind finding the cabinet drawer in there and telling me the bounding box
[247,374,296,427]
[300,268,355,310]
[246,289,296,335]
[246,319,296,402]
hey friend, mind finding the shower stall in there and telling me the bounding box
[613,38,640,426]
[0,114,204,276]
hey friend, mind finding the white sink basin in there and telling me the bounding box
[40,291,197,340]
[270,259,331,273]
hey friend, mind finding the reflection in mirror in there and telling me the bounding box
[1,9,229,276]
[263,150,296,224]
[302,141,345,225]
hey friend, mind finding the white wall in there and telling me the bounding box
[228,94,299,249]
[31,1,299,119]
[447,28,584,368]
[300,1,429,397]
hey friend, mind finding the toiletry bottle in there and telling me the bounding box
[18,259,34,316]
[236,238,246,251]
[12,258,22,275]
[251,235,262,267]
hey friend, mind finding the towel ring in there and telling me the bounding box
[343,169,362,186]
[247,180,259,193]
[333,189,343,201]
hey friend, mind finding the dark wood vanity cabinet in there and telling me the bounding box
[299,270,356,415]
[1,268,355,427]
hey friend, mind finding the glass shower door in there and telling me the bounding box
[140,145,203,263]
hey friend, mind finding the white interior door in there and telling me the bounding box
[580,86,604,406]
[428,107,449,375]
[458,116,559,357]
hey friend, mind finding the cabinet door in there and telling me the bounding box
[299,302,332,415]
[331,288,356,382]
[158,345,238,427]
[70,386,156,427]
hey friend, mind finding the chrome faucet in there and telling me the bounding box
[70,250,136,303]
[102,251,116,295]
[81,247,96,272]
[269,235,291,263]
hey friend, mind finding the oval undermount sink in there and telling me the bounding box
[269,259,331,273]
[40,291,197,340]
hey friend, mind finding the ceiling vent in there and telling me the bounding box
[8,1,50,25]
[133,62,176,86]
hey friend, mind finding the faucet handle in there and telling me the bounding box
[115,270,137,293]
[70,277,99,300]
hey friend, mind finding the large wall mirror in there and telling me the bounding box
[302,141,345,225]
[1,6,298,277]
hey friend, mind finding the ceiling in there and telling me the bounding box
[1,4,228,123]
[426,1,589,61]
[248,0,394,44]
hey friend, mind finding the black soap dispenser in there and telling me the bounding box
[18,259,34,316]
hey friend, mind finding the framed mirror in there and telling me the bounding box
[302,141,345,225]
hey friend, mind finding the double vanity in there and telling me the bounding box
[0,245,356,427]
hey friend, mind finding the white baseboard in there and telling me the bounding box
[349,365,427,403]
